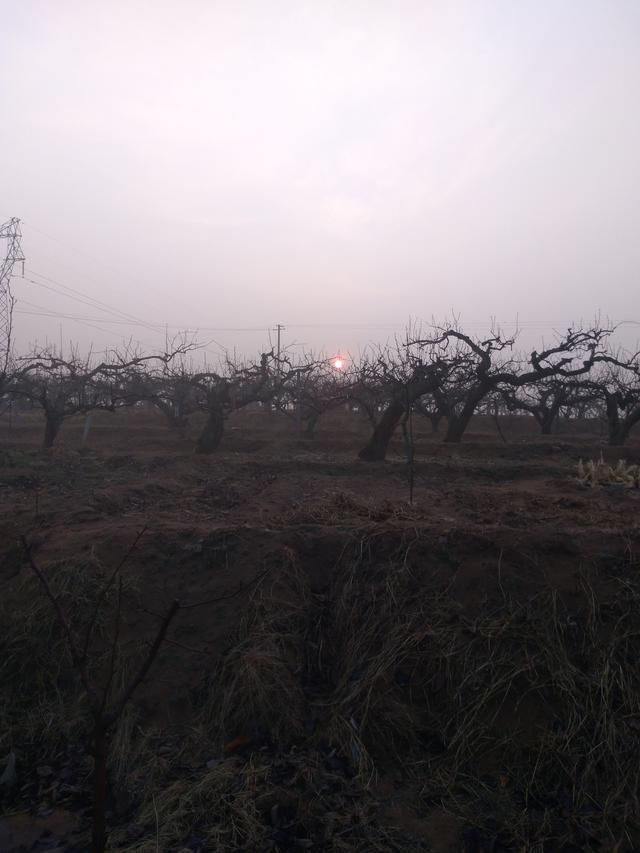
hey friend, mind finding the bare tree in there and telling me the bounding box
[191,350,304,453]
[580,360,640,446]
[22,533,179,853]
[501,377,585,436]
[344,356,388,428]
[274,355,353,437]
[146,363,201,435]
[357,336,452,461]
[14,343,194,448]
[20,533,272,852]
[411,324,613,444]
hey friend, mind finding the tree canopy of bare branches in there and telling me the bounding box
[12,341,196,448]
[408,324,614,444]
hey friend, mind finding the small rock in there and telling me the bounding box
[37,766,54,778]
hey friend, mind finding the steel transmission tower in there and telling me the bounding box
[0,217,25,364]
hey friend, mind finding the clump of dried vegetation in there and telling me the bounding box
[207,548,311,746]
[3,535,640,851]
[577,454,640,488]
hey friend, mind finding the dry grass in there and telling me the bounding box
[577,455,640,487]
[4,533,640,851]
[317,560,444,783]
[411,576,640,851]
[116,746,430,853]
[222,538,640,849]
[204,547,312,747]
[117,755,267,851]
[0,554,119,755]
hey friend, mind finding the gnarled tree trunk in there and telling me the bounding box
[304,410,321,438]
[443,384,491,444]
[603,393,639,447]
[429,412,443,432]
[196,402,225,453]
[43,408,63,449]
[538,400,563,435]
[358,399,405,460]
[540,416,554,435]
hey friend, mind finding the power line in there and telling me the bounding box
[25,268,164,332]
[21,272,272,334]
[15,308,164,352]
[15,302,225,361]
[16,308,123,342]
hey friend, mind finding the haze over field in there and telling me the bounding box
[2,0,640,358]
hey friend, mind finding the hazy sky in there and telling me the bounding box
[2,0,639,361]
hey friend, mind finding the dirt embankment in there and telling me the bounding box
[1,413,640,851]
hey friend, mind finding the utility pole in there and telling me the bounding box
[0,217,25,369]
[270,324,285,418]
[275,324,285,367]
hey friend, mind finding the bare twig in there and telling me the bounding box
[21,536,99,709]
[106,599,180,725]
[82,526,147,661]
[99,577,123,716]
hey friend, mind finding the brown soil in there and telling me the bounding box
[1,409,639,852]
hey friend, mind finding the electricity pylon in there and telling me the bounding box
[0,217,25,367]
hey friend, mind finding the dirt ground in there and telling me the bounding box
[1,409,640,852]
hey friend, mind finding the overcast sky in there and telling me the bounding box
[2,0,639,361]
